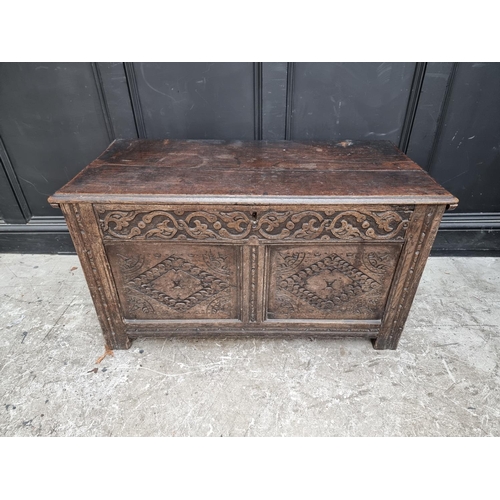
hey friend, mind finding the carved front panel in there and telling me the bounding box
[267,244,402,320]
[106,243,240,320]
[96,205,413,242]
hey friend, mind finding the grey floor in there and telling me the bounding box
[0,253,499,437]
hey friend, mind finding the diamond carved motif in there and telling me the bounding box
[305,271,353,300]
[128,255,229,312]
[278,253,380,311]
[151,269,203,300]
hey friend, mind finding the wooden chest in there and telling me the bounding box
[48,139,458,350]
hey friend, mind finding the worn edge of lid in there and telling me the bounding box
[47,139,459,209]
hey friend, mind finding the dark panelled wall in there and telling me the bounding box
[1,62,499,254]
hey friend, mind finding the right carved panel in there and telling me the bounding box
[267,243,402,320]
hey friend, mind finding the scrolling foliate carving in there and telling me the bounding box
[99,209,253,241]
[362,251,393,276]
[98,207,412,242]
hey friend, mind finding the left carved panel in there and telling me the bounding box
[105,242,240,320]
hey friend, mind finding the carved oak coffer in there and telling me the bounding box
[48,139,458,350]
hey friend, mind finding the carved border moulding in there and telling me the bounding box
[97,207,413,242]
[249,247,257,321]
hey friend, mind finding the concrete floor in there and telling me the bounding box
[0,254,499,437]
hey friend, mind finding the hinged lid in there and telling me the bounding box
[48,139,459,207]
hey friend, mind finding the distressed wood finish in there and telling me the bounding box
[267,244,402,321]
[374,205,446,349]
[96,205,413,242]
[60,203,130,349]
[49,139,458,350]
[106,242,240,321]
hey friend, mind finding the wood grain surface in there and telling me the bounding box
[50,140,457,349]
[48,139,458,207]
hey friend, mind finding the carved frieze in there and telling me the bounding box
[97,207,412,242]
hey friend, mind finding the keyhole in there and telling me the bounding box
[251,211,258,227]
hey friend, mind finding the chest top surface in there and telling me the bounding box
[48,139,458,206]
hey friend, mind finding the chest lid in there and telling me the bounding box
[48,139,458,207]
